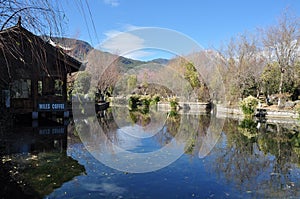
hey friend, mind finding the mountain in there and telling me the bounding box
[46,37,93,62]
[150,58,169,65]
[47,37,168,70]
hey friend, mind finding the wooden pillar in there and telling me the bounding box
[32,60,39,119]
[63,74,67,102]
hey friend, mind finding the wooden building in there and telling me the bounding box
[0,20,81,119]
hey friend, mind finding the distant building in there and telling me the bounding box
[0,20,81,119]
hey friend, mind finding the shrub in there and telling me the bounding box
[128,94,140,109]
[150,94,160,105]
[239,96,259,116]
[168,97,179,110]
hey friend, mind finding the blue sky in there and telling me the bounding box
[59,0,300,60]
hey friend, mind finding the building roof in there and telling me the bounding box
[0,21,81,73]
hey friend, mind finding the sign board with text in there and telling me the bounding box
[37,103,66,111]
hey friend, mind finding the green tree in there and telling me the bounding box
[127,74,137,92]
[261,62,281,96]
[261,61,300,101]
[72,71,92,95]
[184,62,200,88]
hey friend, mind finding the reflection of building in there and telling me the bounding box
[2,120,68,154]
[0,19,81,119]
[0,121,85,199]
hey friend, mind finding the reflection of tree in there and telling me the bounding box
[238,118,258,139]
[76,105,216,158]
[1,152,85,198]
[165,113,211,156]
[206,118,300,197]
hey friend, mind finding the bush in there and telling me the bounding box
[168,97,179,110]
[150,94,160,105]
[239,96,259,116]
[128,94,140,109]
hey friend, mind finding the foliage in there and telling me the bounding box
[127,74,137,92]
[184,62,200,88]
[185,137,196,154]
[291,131,300,148]
[168,96,179,110]
[239,96,258,116]
[261,62,281,95]
[128,94,140,110]
[72,71,92,95]
[150,94,160,106]
[262,11,300,104]
[128,94,161,112]
[129,110,150,126]
[139,95,151,114]
[238,118,258,139]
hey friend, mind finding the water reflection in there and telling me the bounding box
[1,110,300,198]
[0,119,85,199]
[75,106,223,173]
[70,110,300,198]
[207,118,300,198]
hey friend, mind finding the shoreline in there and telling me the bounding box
[216,104,299,123]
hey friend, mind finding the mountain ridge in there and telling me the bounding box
[47,37,170,67]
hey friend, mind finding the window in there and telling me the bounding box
[2,90,10,108]
[38,80,43,96]
[55,79,63,96]
[11,79,31,98]
[43,77,54,95]
[37,78,63,97]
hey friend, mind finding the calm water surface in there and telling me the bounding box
[1,108,300,199]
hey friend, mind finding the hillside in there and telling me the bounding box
[47,37,169,71]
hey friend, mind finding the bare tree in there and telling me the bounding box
[262,11,300,106]
[0,0,63,35]
[0,0,65,84]
[218,32,266,103]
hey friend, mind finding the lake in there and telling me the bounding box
[1,107,300,198]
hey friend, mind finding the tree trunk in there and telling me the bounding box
[278,70,284,107]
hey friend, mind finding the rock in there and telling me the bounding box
[284,101,296,109]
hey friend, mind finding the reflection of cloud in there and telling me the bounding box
[101,183,126,194]
[83,182,126,195]
[116,128,142,150]
[103,0,120,7]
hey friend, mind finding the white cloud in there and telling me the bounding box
[103,0,120,7]
[123,50,153,60]
[101,31,144,54]
[99,25,154,60]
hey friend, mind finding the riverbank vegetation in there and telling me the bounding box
[84,10,300,115]
[41,6,297,122]
[216,11,300,109]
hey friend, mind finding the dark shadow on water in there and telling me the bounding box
[0,117,85,199]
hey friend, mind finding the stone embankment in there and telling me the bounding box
[157,102,211,113]
[216,104,299,124]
